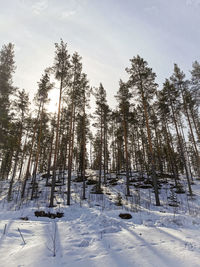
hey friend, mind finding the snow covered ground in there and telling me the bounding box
[1,204,200,267]
[1,171,200,267]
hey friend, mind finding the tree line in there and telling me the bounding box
[0,40,199,207]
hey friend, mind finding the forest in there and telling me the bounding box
[0,39,199,209]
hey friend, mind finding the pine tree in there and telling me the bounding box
[21,72,52,199]
[7,89,29,201]
[50,40,70,207]
[94,83,108,193]
[78,73,90,199]
[162,79,193,195]
[126,55,160,205]
[31,72,53,199]
[116,80,132,196]
[190,61,200,143]
[157,90,179,184]
[171,64,200,178]
[0,43,16,179]
[66,52,83,205]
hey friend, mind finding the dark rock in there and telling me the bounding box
[119,213,132,219]
[34,210,64,219]
[20,216,29,221]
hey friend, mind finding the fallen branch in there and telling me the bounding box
[18,228,26,245]
[3,224,7,235]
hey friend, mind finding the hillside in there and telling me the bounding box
[0,170,200,267]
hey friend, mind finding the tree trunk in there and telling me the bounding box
[181,89,200,177]
[21,102,42,198]
[67,102,76,205]
[170,101,193,196]
[141,88,160,206]
[122,111,130,196]
[8,120,23,201]
[98,107,103,192]
[82,96,86,200]
[49,79,63,207]
[31,104,44,200]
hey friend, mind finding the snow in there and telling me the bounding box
[1,170,200,266]
[1,205,200,267]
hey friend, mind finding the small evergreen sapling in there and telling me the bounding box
[168,188,179,207]
[115,193,123,206]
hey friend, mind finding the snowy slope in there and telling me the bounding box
[1,170,200,267]
[1,204,200,267]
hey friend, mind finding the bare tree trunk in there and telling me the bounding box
[190,108,200,142]
[8,121,23,201]
[49,79,63,207]
[122,111,130,196]
[67,103,76,205]
[170,102,193,196]
[31,104,44,200]
[141,88,160,206]
[163,122,179,186]
[21,102,42,198]
[46,131,54,186]
[18,130,29,181]
[82,97,86,200]
[98,107,103,192]
[181,89,200,177]
[178,118,194,181]
[103,120,106,184]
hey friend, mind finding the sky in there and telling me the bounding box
[1,0,200,110]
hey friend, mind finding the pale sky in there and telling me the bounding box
[1,0,200,109]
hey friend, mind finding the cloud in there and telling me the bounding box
[32,0,48,15]
[144,6,159,14]
[186,0,200,6]
[61,10,76,20]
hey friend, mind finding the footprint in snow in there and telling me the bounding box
[81,232,90,235]
[71,239,80,243]
[75,257,82,262]
[114,248,122,252]
[19,229,32,234]
[89,255,96,258]
[77,239,91,247]
[150,242,157,246]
